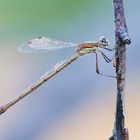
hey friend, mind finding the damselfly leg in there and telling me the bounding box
[98,50,112,63]
[95,51,117,79]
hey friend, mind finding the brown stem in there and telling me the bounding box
[109,0,131,140]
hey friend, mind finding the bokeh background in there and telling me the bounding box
[0,0,139,139]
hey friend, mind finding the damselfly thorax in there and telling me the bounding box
[76,42,102,55]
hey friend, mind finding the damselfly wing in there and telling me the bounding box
[18,36,78,53]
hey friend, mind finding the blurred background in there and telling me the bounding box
[0,0,139,139]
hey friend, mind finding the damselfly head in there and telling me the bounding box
[99,37,109,47]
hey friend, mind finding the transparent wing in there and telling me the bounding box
[18,36,78,53]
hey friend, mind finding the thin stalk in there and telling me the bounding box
[109,0,131,140]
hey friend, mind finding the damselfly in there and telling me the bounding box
[0,36,115,115]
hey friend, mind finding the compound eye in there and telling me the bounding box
[101,38,106,43]
[99,37,108,46]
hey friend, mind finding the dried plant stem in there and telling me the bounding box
[109,0,131,140]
